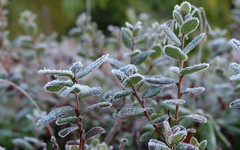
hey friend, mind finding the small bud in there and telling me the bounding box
[70,61,83,74]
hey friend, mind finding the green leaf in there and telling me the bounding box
[113,90,132,100]
[164,45,188,61]
[180,18,199,35]
[142,85,167,99]
[132,50,154,65]
[180,63,209,75]
[70,61,83,74]
[183,33,205,54]
[148,139,171,150]
[60,84,90,97]
[117,107,145,118]
[122,73,143,88]
[12,139,33,150]
[180,1,191,16]
[124,49,141,58]
[198,140,207,150]
[173,10,183,25]
[38,69,74,78]
[229,99,240,108]
[175,143,198,150]
[58,125,79,138]
[77,54,109,79]
[36,106,74,125]
[230,38,240,52]
[44,80,73,93]
[190,137,199,147]
[180,114,207,123]
[121,27,133,49]
[200,121,216,150]
[161,24,181,46]
[144,77,174,85]
[167,131,187,144]
[78,87,102,98]
[150,44,162,59]
[140,131,159,142]
[230,62,240,74]
[84,127,105,140]
[86,102,112,112]
[149,115,169,125]
[56,116,78,125]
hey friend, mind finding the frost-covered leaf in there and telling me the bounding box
[183,33,205,54]
[229,99,240,108]
[145,77,174,86]
[184,87,205,95]
[36,106,74,125]
[169,66,180,74]
[149,115,169,125]
[77,54,109,79]
[84,127,105,140]
[122,73,143,88]
[163,121,171,136]
[56,116,78,125]
[173,10,183,25]
[198,140,207,150]
[190,137,199,147]
[58,125,79,138]
[230,38,240,52]
[70,61,83,74]
[86,102,112,112]
[180,1,191,16]
[164,45,188,61]
[148,139,171,150]
[180,63,209,75]
[12,139,33,150]
[111,69,125,82]
[60,84,92,97]
[107,58,124,69]
[140,131,158,142]
[38,69,74,78]
[230,74,240,81]
[162,99,186,105]
[168,131,187,144]
[119,64,138,76]
[180,18,199,35]
[161,24,181,46]
[175,143,199,150]
[181,114,207,123]
[142,85,168,99]
[113,90,132,100]
[123,49,141,58]
[78,87,102,98]
[132,50,154,65]
[230,62,240,74]
[121,27,133,49]
[117,107,145,118]
[150,44,162,59]
[44,80,73,93]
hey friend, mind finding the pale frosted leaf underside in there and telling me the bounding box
[230,62,240,74]
[181,114,207,123]
[117,107,145,118]
[148,139,170,150]
[70,61,83,74]
[169,66,180,74]
[76,54,109,79]
[162,99,186,105]
[38,69,74,78]
[78,87,102,98]
[149,115,169,125]
[144,77,174,85]
[12,138,33,150]
[58,125,79,138]
[86,102,112,112]
[84,127,105,140]
[184,87,205,95]
[60,84,97,97]
[230,74,240,81]
[230,38,240,52]
[161,24,181,46]
[180,63,209,75]
[175,143,199,150]
[36,106,74,126]
[229,99,240,108]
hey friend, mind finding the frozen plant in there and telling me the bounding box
[36,54,110,150]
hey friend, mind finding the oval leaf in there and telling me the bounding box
[121,27,133,49]
[149,115,169,125]
[180,18,199,35]
[36,106,74,126]
[118,107,145,118]
[164,45,188,61]
[173,10,183,25]
[230,74,240,81]
[229,99,240,108]
[181,114,207,123]
[79,87,102,98]
[145,77,174,85]
[86,102,112,112]
[162,99,186,105]
[44,80,73,93]
[56,116,78,125]
[180,1,191,16]
[161,24,181,46]
[58,125,79,138]
[76,54,109,79]
[150,44,162,59]
[184,87,205,95]
[113,90,132,100]
[142,85,168,99]
[84,127,105,140]
[148,139,170,150]
[180,63,209,75]
[230,62,240,74]
[60,84,90,97]
[198,140,207,150]
[107,58,124,69]
[175,143,198,150]
[123,49,141,58]
[183,33,205,54]
[230,38,240,52]
[122,73,143,88]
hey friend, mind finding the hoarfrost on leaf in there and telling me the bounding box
[107,58,124,69]
[113,90,132,100]
[148,139,170,150]
[58,125,79,138]
[36,106,74,125]
[56,116,78,125]
[184,87,205,95]
[60,84,91,97]
[230,74,240,81]
[78,87,102,98]
[180,63,209,75]
[230,62,240,74]
[180,17,199,35]
[169,66,180,74]
[230,38,240,52]
[44,80,73,93]
[162,99,186,105]
[70,61,83,74]
[181,114,207,123]
[122,73,143,88]
[144,77,174,85]
[161,24,181,46]
[38,69,74,78]
[229,99,240,108]
[123,49,142,58]
[118,107,145,118]
[175,143,199,150]
[76,54,109,79]
[183,33,205,54]
[149,115,169,125]
[86,102,112,112]
[84,127,105,140]
[164,45,188,61]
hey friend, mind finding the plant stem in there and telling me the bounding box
[132,86,165,140]
[175,34,185,120]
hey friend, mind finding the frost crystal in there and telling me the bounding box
[148,139,170,150]
[36,106,74,126]
[230,74,240,81]
[38,69,74,78]
[169,66,180,74]
[181,114,207,123]
[185,87,205,95]
[230,62,240,74]
[230,38,240,52]
[58,125,79,138]
[162,99,186,105]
